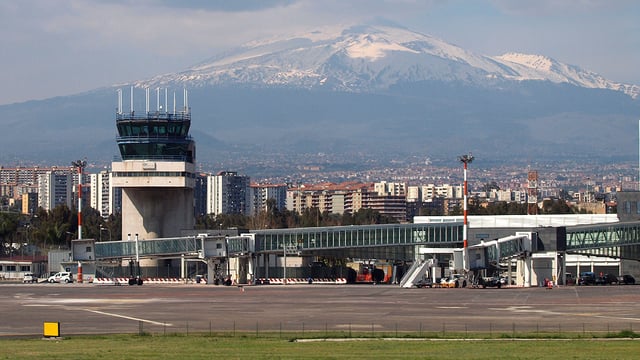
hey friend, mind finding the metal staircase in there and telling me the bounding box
[399,259,432,288]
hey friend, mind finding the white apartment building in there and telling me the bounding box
[419,184,461,201]
[421,184,435,201]
[374,181,407,196]
[206,171,251,216]
[37,171,72,210]
[489,189,528,203]
[407,186,421,202]
[249,183,288,215]
[90,171,122,218]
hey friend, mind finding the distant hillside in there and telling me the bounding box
[0,24,638,171]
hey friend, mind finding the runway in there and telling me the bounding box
[2,283,639,337]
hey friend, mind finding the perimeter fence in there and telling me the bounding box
[51,318,640,340]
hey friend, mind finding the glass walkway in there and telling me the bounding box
[94,223,464,260]
[566,222,640,259]
[91,220,640,261]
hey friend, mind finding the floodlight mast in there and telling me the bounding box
[71,159,87,240]
[458,154,474,257]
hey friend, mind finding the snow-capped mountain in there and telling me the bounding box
[136,24,638,99]
[2,23,639,168]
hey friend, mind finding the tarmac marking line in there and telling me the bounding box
[84,309,172,326]
[492,306,640,322]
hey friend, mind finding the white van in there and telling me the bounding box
[48,272,73,283]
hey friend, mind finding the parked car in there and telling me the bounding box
[595,273,618,285]
[48,271,73,283]
[617,274,636,285]
[564,273,576,286]
[578,271,596,285]
[23,272,36,283]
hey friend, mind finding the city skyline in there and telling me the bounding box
[1,0,638,106]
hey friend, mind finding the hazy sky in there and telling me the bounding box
[1,0,638,105]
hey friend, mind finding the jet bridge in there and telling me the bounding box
[467,232,534,287]
[403,233,535,288]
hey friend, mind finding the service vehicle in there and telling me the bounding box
[23,272,36,283]
[479,276,502,288]
[48,271,73,283]
[440,274,467,288]
[347,260,393,284]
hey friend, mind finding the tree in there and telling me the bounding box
[0,212,20,256]
[540,199,575,214]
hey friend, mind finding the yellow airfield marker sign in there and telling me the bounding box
[43,322,60,338]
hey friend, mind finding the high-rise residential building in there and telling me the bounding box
[206,171,250,216]
[249,183,287,216]
[37,171,72,210]
[194,173,209,218]
[1,166,69,200]
[90,171,122,218]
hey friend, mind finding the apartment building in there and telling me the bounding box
[249,183,288,215]
[206,171,251,216]
[0,166,70,200]
[286,182,369,215]
[374,181,407,197]
[37,171,72,211]
[286,182,408,222]
[89,171,122,218]
[21,192,38,215]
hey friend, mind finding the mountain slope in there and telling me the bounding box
[1,23,638,173]
[137,24,638,99]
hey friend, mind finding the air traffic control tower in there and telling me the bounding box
[111,88,195,241]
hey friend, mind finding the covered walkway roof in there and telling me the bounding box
[90,218,640,262]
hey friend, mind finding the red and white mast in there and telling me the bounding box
[458,154,474,254]
[72,159,87,240]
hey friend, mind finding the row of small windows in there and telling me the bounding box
[113,171,197,178]
[0,265,30,271]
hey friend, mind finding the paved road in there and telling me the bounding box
[2,283,639,337]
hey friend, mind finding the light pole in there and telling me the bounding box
[458,153,474,271]
[283,242,287,285]
[71,159,87,240]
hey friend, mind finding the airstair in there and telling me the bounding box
[399,259,433,288]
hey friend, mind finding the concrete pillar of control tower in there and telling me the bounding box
[120,187,194,241]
